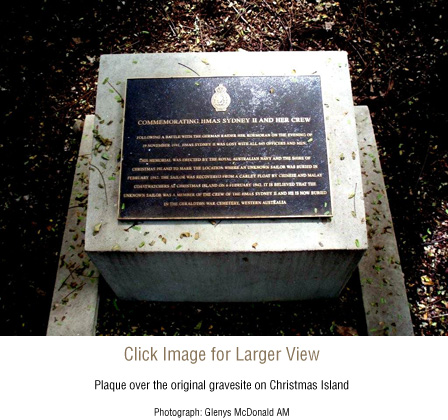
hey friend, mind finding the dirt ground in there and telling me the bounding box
[0,1,446,335]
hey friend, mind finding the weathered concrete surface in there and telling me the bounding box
[47,107,413,333]
[47,115,100,336]
[356,106,414,336]
[85,52,368,301]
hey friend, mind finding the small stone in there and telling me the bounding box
[72,119,84,133]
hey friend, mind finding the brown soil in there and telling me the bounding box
[1,1,446,335]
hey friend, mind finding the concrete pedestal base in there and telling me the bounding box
[91,250,363,302]
[85,52,368,301]
[47,115,99,335]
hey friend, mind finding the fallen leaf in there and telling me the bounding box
[421,275,434,286]
[93,223,102,235]
[335,325,358,336]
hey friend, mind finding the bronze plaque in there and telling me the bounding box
[118,76,332,220]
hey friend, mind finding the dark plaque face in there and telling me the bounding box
[118,76,332,220]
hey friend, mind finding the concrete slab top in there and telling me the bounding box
[86,52,367,254]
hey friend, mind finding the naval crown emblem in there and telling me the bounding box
[211,84,231,111]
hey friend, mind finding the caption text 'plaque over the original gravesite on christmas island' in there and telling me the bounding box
[118,76,332,220]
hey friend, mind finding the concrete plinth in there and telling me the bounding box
[85,52,368,301]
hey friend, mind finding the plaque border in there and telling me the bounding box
[117,75,333,221]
